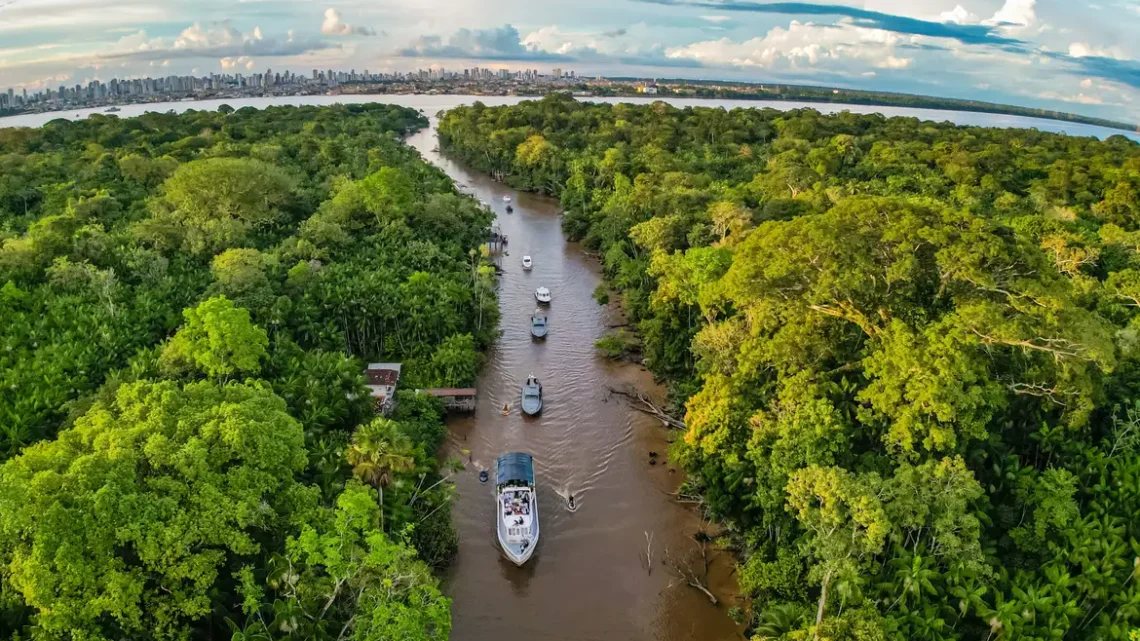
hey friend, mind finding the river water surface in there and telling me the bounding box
[404,121,744,641]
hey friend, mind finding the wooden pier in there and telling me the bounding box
[419,388,478,413]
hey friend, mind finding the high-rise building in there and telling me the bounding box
[552,68,562,78]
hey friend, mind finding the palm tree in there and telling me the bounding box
[345,417,416,531]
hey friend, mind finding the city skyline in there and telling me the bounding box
[1,1,1139,121]
[0,65,584,113]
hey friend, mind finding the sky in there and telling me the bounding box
[2,0,1140,122]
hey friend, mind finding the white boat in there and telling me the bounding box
[535,287,552,304]
[531,310,548,339]
[522,256,533,270]
[503,195,512,203]
[496,453,539,565]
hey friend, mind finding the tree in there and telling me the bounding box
[210,247,274,297]
[0,379,310,641]
[161,295,268,378]
[429,333,478,388]
[358,167,415,224]
[345,418,417,531]
[156,157,295,253]
[708,200,753,246]
[243,482,451,641]
[785,466,890,635]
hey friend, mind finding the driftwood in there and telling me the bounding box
[644,531,654,576]
[663,542,718,605]
[606,386,686,430]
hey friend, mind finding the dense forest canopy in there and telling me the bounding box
[439,94,1140,641]
[0,104,498,640]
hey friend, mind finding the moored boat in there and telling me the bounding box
[522,255,533,270]
[531,310,548,339]
[496,452,539,565]
[521,375,542,416]
[535,287,551,304]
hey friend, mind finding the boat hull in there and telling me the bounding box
[521,398,542,415]
[496,453,539,565]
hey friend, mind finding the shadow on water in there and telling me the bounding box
[405,116,743,641]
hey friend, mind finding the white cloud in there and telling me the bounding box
[220,55,255,70]
[98,22,330,62]
[699,15,732,23]
[321,8,376,37]
[987,0,1037,26]
[938,5,978,24]
[0,0,168,33]
[1068,42,1127,59]
[664,20,913,72]
[1038,90,1103,105]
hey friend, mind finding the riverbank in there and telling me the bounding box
[3,93,1139,143]
[5,76,1138,134]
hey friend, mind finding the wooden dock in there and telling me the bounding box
[419,388,478,413]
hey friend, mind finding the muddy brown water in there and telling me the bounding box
[405,121,744,641]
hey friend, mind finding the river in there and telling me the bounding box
[405,119,743,641]
[2,94,1139,142]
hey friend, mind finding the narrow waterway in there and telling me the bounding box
[405,121,743,641]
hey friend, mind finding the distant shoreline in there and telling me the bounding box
[3,79,1137,137]
[588,78,1140,134]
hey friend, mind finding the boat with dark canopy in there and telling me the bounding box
[496,452,539,565]
[521,375,542,416]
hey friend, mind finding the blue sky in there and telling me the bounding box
[2,0,1139,122]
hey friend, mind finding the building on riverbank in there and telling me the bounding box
[365,362,402,415]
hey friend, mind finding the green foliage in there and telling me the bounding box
[440,96,1140,639]
[428,333,479,388]
[0,104,493,639]
[594,329,640,359]
[0,379,309,641]
[161,295,269,378]
[152,157,296,254]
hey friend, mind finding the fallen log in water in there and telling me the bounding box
[606,385,686,430]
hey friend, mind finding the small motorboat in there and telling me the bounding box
[521,375,542,416]
[496,452,539,565]
[479,470,489,483]
[503,195,512,203]
[535,287,552,305]
[506,205,513,213]
[522,256,533,271]
[531,310,548,339]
